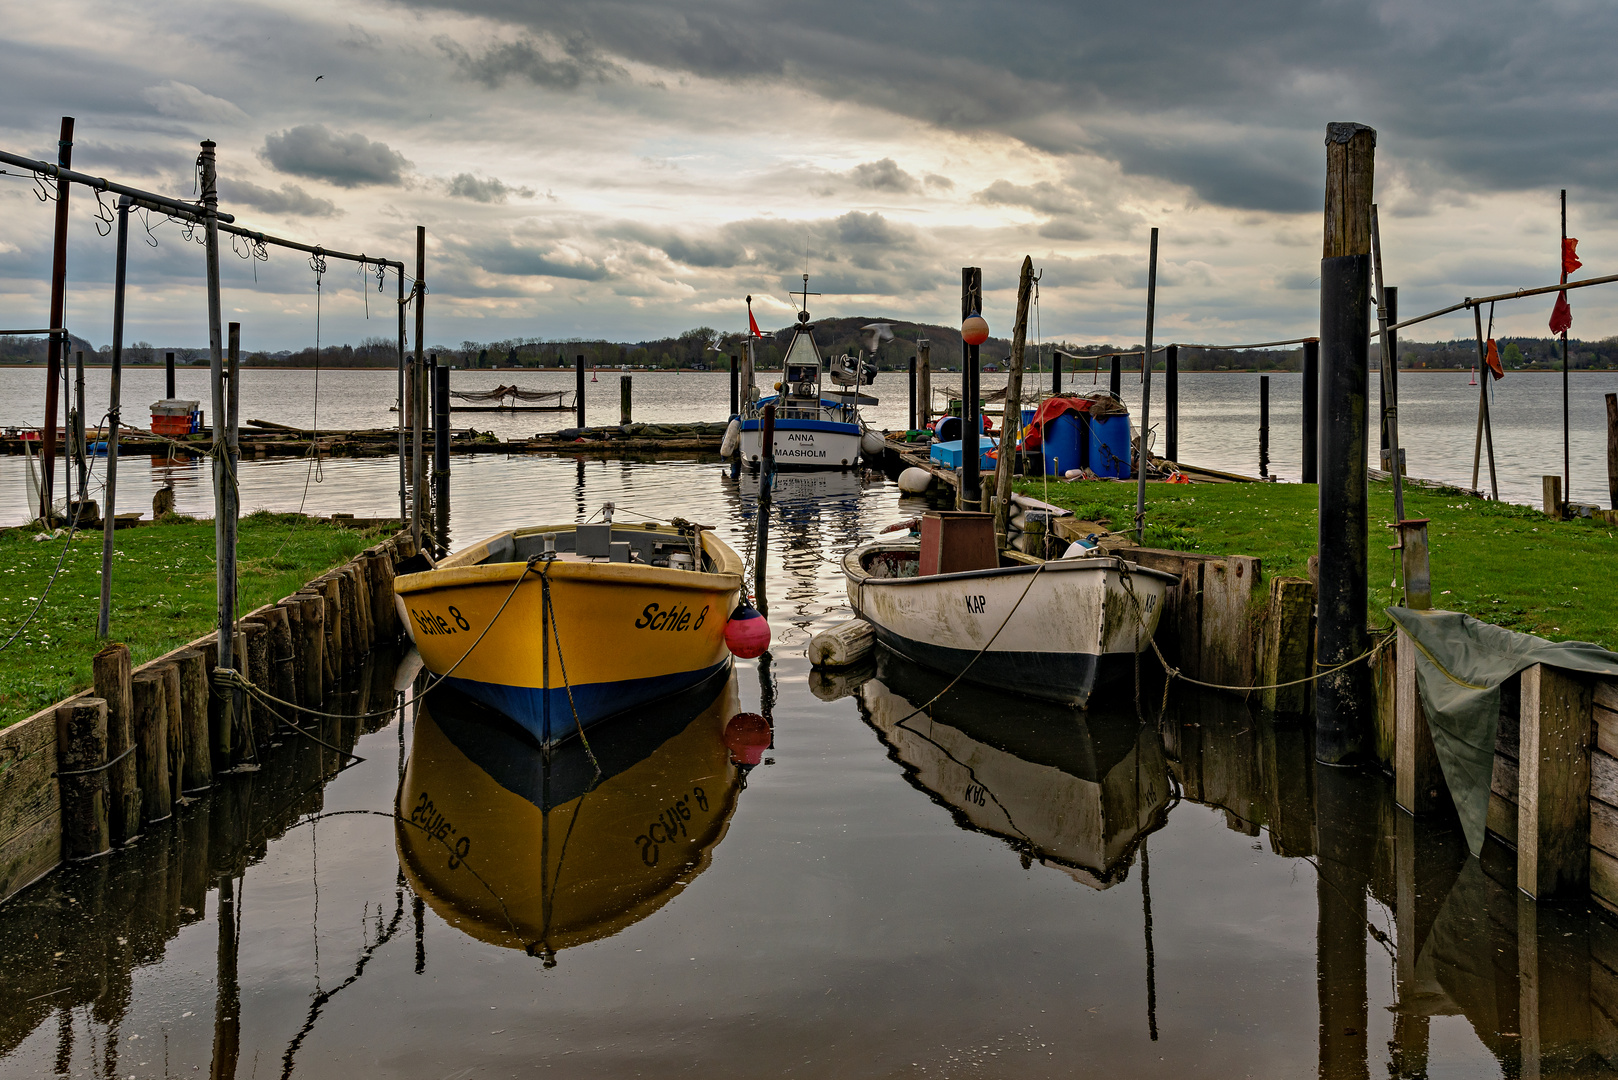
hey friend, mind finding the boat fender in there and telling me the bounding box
[896,467,933,494]
[860,429,887,457]
[724,602,771,658]
[808,619,875,668]
[1061,537,1101,559]
[723,712,771,767]
[720,417,741,457]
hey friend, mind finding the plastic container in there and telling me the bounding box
[933,416,961,441]
[929,437,998,471]
[1088,414,1132,478]
[1041,412,1085,476]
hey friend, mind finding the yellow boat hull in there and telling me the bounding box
[394,525,743,743]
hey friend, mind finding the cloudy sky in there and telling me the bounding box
[2,0,1615,352]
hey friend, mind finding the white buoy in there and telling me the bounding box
[808,619,876,668]
[897,467,933,494]
[861,429,887,456]
[720,418,741,457]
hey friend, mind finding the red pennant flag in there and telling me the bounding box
[1484,338,1505,380]
[1550,290,1572,335]
[1563,237,1582,277]
[747,298,763,338]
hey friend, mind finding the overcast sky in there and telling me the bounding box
[2,0,1615,352]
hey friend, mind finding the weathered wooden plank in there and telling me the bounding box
[1595,848,1618,920]
[1593,901,1618,978]
[0,811,62,902]
[1261,576,1313,717]
[1593,796,1618,860]
[1397,628,1445,813]
[0,711,62,901]
[1593,750,1618,808]
[1519,663,1594,898]
[1488,792,1517,848]
[1200,556,1262,688]
[1597,679,1618,714]
[1492,741,1519,803]
[1598,705,1618,760]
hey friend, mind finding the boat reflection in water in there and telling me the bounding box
[397,665,756,962]
[854,650,1172,886]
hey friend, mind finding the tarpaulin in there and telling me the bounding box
[1387,607,1618,855]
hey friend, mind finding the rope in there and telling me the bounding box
[539,560,602,774]
[53,744,134,778]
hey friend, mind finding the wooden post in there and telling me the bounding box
[1394,639,1444,818]
[1544,476,1564,520]
[1518,663,1592,898]
[174,649,211,792]
[620,375,632,425]
[1607,393,1618,510]
[1136,230,1159,538]
[1261,577,1314,716]
[432,358,450,548]
[322,577,343,682]
[92,643,141,844]
[339,568,361,667]
[40,117,73,522]
[263,606,297,708]
[296,592,326,704]
[755,404,775,617]
[907,354,917,431]
[1469,303,1501,500]
[577,354,587,429]
[1315,121,1376,764]
[201,639,232,771]
[1051,347,1062,396]
[99,197,131,637]
[1165,345,1178,461]
[1110,355,1122,397]
[277,599,305,704]
[55,697,111,859]
[1302,339,1320,484]
[1258,374,1270,477]
[994,257,1035,547]
[242,620,271,747]
[369,551,397,639]
[165,350,176,398]
[131,669,172,823]
[159,662,183,808]
[412,225,427,550]
[960,267,983,511]
[917,339,931,427]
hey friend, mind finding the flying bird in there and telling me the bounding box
[859,322,894,356]
[315,75,324,81]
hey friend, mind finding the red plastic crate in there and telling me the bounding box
[151,414,192,436]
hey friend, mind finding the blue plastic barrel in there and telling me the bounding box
[1041,412,1084,476]
[934,415,961,442]
[1089,414,1132,478]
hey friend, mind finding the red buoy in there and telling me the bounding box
[723,712,771,766]
[723,602,770,658]
[961,314,990,346]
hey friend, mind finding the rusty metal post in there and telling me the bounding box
[40,117,74,522]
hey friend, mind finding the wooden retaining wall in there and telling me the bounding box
[0,528,416,906]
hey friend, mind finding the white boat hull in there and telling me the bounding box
[843,546,1177,707]
[739,422,863,470]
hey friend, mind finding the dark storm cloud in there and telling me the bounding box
[223,180,340,217]
[470,238,610,280]
[395,0,1618,212]
[262,125,410,188]
[849,158,920,194]
[446,173,536,203]
[435,33,628,89]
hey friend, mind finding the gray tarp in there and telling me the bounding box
[1386,607,1618,855]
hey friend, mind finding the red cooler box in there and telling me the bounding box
[151,399,201,436]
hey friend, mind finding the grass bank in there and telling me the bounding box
[0,513,387,728]
[1012,477,1618,648]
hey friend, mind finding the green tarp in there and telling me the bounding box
[1387,607,1618,855]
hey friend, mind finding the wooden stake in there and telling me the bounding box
[296,592,326,704]
[1470,304,1500,500]
[917,339,931,428]
[994,257,1035,547]
[1136,229,1158,539]
[174,649,211,793]
[412,226,426,550]
[1607,393,1618,511]
[1518,662,1592,897]
[92,643,141,843]
[131,669,172,823]
[55,697,110,859]
[620,375,633,425]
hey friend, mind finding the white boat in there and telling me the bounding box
[732,277,879,471]
[843,515,1177,707]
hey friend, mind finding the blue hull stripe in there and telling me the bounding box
[739,417,859,435]
[444,659,731,745]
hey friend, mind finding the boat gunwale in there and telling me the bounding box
[396,526,744,595]
[841,543,1180,588]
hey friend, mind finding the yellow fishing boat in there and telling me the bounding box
[393,510,745,746]
[396,667,746,960]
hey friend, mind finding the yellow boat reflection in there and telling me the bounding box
[397,667,747,960]
[856,651,1172,887]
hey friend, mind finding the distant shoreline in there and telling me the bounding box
[1,363,1612,374]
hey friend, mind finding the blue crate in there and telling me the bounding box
[929,437,998,471]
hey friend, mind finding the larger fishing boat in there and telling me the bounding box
[728,277,882,471]
[394,508,746,745]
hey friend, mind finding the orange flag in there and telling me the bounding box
[1563,237,1583,276]
[1484,338,1505,380]
[1550,290,1572,335]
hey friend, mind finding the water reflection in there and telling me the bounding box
[398,667,748,962]
[854,650,1171,887]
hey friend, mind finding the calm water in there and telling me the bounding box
[3,365,1618,526]
[0,457,1615,1078]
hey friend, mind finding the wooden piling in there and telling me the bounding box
[131,669,172,823]
[1544,475,1565,520]
[1607,393,1618,510]
[1259,374,1270,476]
[200,639,232,770]
[241,620,271,747]
[577,354,587,429]
[1260,577,1314,716]
[907,354,917,430]
[1393,629,1443,814]
[262,606,297,709]
[1110,355,1121,397]
[55,698,110,860]
[620,375,632,425]
[369,550,398,639]
[1518,663,1593,898]
[960,267,983,512]
[1302,339,1319,484]
[174,649,211,792]
[356,561,376,649]
[321,577,343,682]
[295,592,326,704]
[917,339,931,428]
[1165,345,1178,461]
[92,644,141,844]
[1315,121,1376,764]
[158,662,182,808]
[339,568,361,668]
[1051,346,1062,396]
[277,599,306,704]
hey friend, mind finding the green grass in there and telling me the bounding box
[1012,477,1618,648]
[0,512,384,728]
